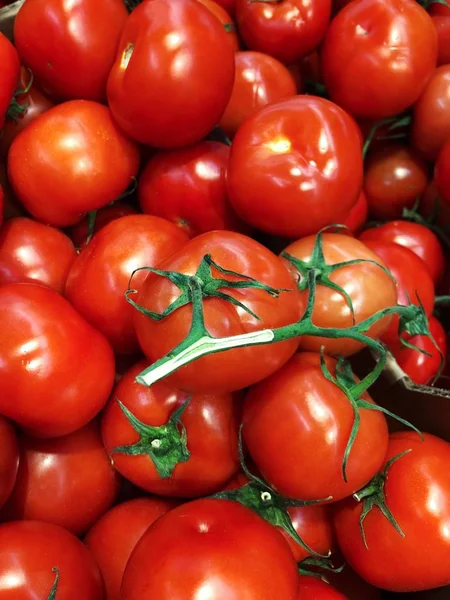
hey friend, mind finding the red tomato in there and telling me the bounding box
[322,0,438,119]
[0,185,3,229]
[0,283,115,438]
[1,421,121,535]
[8,100,140,227]
[102,360,240,497]
[0,33,20,129]
[107,0,235,148]
[419,179,450,228]
[432,16,450,66]
[334,432,450,592]
[0,416,19,510]
[0,162,25,221]
[0,520,103,599]
[14,0,127,101]
[134,231,303,393]
[338,190,368,235]
[235,0,332,64]
[243,353,389,502]
[213,0,236,16]
[195,0,239,51]
[0,217,77,293]
[121,499,299,599]
[359,221,445,284]
[138,142,247,238]
[219,51,297,139]
[85,497,177,600]
[227,96,363,238]
[65,215,188,354]
[282,233,397,356]
[435,138,450,205]
[297,577,347,599]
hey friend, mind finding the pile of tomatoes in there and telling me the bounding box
[2,0,450,598]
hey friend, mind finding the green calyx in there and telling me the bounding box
[298,556,345,583]
[6,68,34,123]
[353,450,412,549]
[47,568,60,600]
[111,398,191,479]
[362,113,411,159]
[206,126,232,146]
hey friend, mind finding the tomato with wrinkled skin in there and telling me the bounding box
[102,360,241,497]
[107,0,235,148]
[121,499,299,600]
[0,33,20,130]
[363,144,429,220]
[85,497,178,600]
[432,16,450,66]
[322,0,438,119]
[297,577,348,599]
[0,217,77,293]
[281,233,397,356]
[195,0,239,51]
[435,138,450,205]
[359,221,445,284]
[65,215,188,355]
[1,421,121,535]
[0,416,19,510]
[0,520,103,599]
[8,100,140,227]
[0,283,115,438]
[236,0,332,64]
[134,231,303,393]
[138,142,247,238]
[243,353,389,502]
[227,96,363,238]
[219,51,297,139]
[338,191,368,235]
[14,0,127,101]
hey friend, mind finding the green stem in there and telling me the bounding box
[47,568,60,600]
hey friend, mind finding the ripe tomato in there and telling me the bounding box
[359,221,444,284]
[243,353,389,502]
[121,499,299,599]
[219,51,297,139]
[322,0,438,119]
[213,0,236,16]
[85,497,177,600]
[0,416,19,510]
[8,100,140,227]
[334,432,450,592]
[107,0,235,148]
[235,0,331,64]
[14,0,127,101]
[0,520,103,599]
[363,144,428,220]
[338,190,368,235]
[435,138,450,205]
[0,162,24,221]
[0,217,76,293]
[297,577,347,599]
[419,179,450,228]
[138,142,247,238]
[432,15,450,66]
[1,421,121,535]
[227,96,363,238]
[0,283,115,438]
[195,0,239,51]
[134,231,303,393]
[0,33,20,129]
[282,233,397,356]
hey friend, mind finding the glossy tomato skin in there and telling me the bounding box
[322,0,438,119]
[334,432,450,592]
[14,0,127,101]
[102,360,241,497]
[65,215,188,355]
[107,0,235,148]
[134,231,303,393]
[138,142,247,238]
[0,33,20,129]
[0,217,77,293]
[0,417,19,510]
[1,421,121,535]
[243,353,389,502]
[236,0,332,64]
[0,520,103,599]
[359,221,445,284]
[435,138,450,205]
[296,577,347,599]
[227,96,363,238]
[195,0,239,51]
[432,16,450,66]
[8,100,140,227]
[0,283,115,438]
[121,499,299,600]
[219,51,297,139]
[282,233,397,356]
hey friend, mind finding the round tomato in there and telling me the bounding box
[8,100,140,228]
[435,138,450,205]
[338,190,368,235]
[281,233,397,356]
[195,0,239,51]
[133,231,303,393]
[107,0,235,148]
[0,217,77,293]
[219,51,297,139]
[0,283,115,438]
[0,416,19,510]
[121,499,299,600]
[297,577,347,599]
[0,32,20,129]
[322,0,438,119]
[334,432,450,592]
[85,497,177,600]
[227,96,363,238]
[138,142,247,238]
[432,15,450,66]
[14,0,127,101]
[0,520,103,599]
